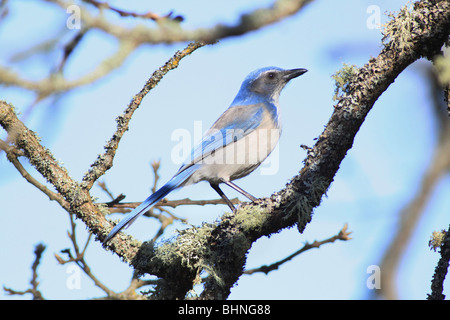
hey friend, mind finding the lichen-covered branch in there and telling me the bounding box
[428,227,450,300]
[81,41,208,190]
[83,0,184,22]
[0,99,113,242]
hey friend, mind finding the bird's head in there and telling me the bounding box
[234,67,308,104]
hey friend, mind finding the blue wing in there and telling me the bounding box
[177,103,266,174]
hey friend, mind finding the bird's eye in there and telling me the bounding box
[267,72,275,79]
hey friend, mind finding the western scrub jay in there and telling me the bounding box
[104,66,307,243]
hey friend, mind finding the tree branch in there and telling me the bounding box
[3,243,46,300]
[81,41,209,190]
[0,39,137,95]
[83,0,184,22]
[244,224,352,275]
[1,139,70,211]
[428,227,450,300]
[49,0,313,44]
[107,197,241,210]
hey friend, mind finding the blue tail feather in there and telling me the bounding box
[104,166,196,243]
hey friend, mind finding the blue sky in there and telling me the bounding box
[1,0,449,299]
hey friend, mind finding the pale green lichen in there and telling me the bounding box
[381,2,419,52]
[429,230,447,252]
[153,222,220,283]
[331,63,359,101]
[287,175,330,233]
[232,204,269,235]
[95,201,111,217]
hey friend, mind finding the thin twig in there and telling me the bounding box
[83,0,184,22]
[3,243,46,300]
[151,160,161,194]
[0,139,70,211]
[55,215,114,297]
[97,181,116,201]
[107,197,241,210]
[243,224,352,275]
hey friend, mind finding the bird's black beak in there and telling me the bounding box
[283,68,308,81]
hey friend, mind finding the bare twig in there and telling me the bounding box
[244,224,352,275]
[83,0,184,22]
[55,213,114,297]
[4,243,46,300]
[108,197,241,210]
[0,139,70,211]
[97,181,127,207]
[56,28,87,74]
[151,160,161,194]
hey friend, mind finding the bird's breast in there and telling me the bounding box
[184,124,281,185]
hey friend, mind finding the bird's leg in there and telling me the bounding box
[220,179,258,202]
[210,183,237,212]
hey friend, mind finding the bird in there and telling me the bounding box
[104,66,307,243]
